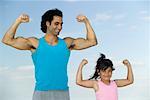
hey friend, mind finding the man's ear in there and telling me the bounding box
[46,21,50,27]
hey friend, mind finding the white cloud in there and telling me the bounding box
[94,13,126,23]
[0,66,9,72]
[139,10,150,21]
[63,0,79,2]
[113,60,145,67]
[95,13,112,22]
[16,65,33,71]
[114,14,126,20]
[129,25,138,31]
[64,0,92,2]
[115,23,124,27]
[0,65,34,81]
[139,10,148,15]
[142,16,150,21]
[0,65,34,100]
[60,31,86,38]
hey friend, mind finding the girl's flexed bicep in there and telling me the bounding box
[76,59,98,91]
[76,79,99,92]
[115,59,134,87]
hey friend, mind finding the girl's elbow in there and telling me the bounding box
[76,81,80,85]
[130,79,134,84]
[128,79,134,85]
[76,80,82,85]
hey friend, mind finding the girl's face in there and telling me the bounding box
[99,67,112,82]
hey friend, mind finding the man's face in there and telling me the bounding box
[47,16,63,35]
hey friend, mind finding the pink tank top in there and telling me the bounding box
[96,80,118,100]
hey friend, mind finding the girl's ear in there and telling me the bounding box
[97,69,99,72]
[96,69,101,76]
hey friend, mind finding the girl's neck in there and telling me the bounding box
[101,79,111,85]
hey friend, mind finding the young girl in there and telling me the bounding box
[76,54,134,100]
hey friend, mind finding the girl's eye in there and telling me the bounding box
[108,69,112,72]
[101,70,105,72]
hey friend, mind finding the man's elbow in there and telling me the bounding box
[90,40,98,46]
[2,38,12,46]
[94,41,98,46]
[2,38,8,44]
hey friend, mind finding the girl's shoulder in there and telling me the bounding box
[93,80,99,92]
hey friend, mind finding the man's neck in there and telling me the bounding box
[45,33,58,45]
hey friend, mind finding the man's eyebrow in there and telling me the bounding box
[55,22,63,24]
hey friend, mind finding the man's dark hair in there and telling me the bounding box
[41,8,63,33]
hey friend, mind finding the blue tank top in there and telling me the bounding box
[32,37,70,91]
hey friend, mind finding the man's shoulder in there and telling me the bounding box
[28,37,39,42]
[63,37,75,50]
[63,37,74,42]
[63,37,75,45]
[27,37,40,48]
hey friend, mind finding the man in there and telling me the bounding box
[2,8,97,100]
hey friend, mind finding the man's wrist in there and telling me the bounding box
[84,17,89,24]
[15,18,22,24]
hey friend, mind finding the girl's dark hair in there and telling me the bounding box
[89,54,115,80]
[41,8,63,33]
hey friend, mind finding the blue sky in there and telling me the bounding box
[0,0,149,100]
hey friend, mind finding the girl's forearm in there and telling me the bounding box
[126,64,134,84]
[76,64,84,85]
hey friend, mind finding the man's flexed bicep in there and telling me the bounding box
[64,15,97,50]
[2,14,37,50]
[4,37,37,50]
[64,37,96,50]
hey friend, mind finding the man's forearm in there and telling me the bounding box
[2,20,21,43]
[84,18,97,44]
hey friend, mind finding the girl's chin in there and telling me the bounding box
[103,78,111,81]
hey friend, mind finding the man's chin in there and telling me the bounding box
[55,32,60,36]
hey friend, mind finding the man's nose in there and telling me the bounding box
[58,24,62,30]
